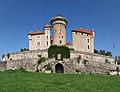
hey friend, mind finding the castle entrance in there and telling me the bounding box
[55,63,64,73]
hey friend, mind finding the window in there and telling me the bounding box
[62,36,63,38]
[47,36,48,39]
[60,40,62,44]
[76,32,77,34]
[55,30,57,32]
[81,33,83,35]
[88,45,89,49]
[37,42,40,46]
[60,30,62,32]
[87,39,89,43]
[37,36,40,38]
[47,41,48,45]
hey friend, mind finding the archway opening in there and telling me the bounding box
[55,63,64,73]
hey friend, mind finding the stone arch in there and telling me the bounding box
[55,63,64,73]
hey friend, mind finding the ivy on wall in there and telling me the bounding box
[48,45,70,58]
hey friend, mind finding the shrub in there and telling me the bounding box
[3,67,28,73]
[82,59,88,66]
[7,53,10,59]
[4,69,14,73]
[76,55,82,63]
[48,45,70,58]
[38,57,46,65]
[21,48,29,52]
[105,59,108,63]
[2,54,5,59]
[44,64,51,70]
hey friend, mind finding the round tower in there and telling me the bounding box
[50,14,68,46]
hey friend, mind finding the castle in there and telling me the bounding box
[28,14,94,53]
[1,15,117,74]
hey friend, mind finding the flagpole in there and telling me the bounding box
[113,43,116,64]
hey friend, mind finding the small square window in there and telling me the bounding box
[37,36,40,38]
[37,42,40,46]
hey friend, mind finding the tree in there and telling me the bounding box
[99,50,105,55]
[95,49,112,56]
[36,57,47,72]
[21,48,29,52]
[105,51,112,56]
[94,49,98,53]
[117,56,120,65]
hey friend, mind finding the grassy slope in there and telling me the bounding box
[0,73,120,92]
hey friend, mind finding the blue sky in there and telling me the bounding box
[0,0,120,60]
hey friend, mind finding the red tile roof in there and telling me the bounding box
[72,28,93,35]
[50,38,53,41]
[44,24,50,28]
[66,42,72,45]
[28,29,45,35]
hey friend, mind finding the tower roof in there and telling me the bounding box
[72,28,93,35]
[50,14,68,25]
[56,14,62,17]
[44,24,50,28]
[28,29,45,35]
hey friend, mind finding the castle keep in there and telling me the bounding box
[28,14,94,53]
[1,15,117,74]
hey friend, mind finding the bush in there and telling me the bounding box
[7,53,10,59]
[82,59,88,66]
[48,45,70,59]
[3,67,28,73]
[105,59,108,63]
[44,64,51,70]
[21,48,29,52]
[38,57,46,64]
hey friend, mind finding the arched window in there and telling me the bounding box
[60,40,62,44]
[47,41,48,45]
[47,36,48,39]
[87,39,89,43]
[88,45,89,49]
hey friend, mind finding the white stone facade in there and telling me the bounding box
[28,24,51,50]
[72,28,94,53]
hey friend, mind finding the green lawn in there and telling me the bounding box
[0,73,120,92]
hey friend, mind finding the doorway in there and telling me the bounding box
[55,63,64,73]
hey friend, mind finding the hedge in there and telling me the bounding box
[48,45,70,59]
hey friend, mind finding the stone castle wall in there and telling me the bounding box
[0,50,116,74]
[0,58,38,72]
[2,50,48,61]
[2,50,115,64]
[70,51,115,64]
